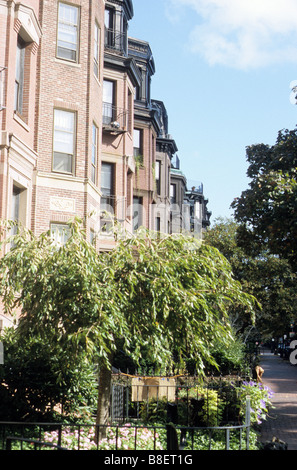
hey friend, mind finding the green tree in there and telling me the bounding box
[231,127,297,269]
[205,218,297,341]
[0,327,97,421]
[0,219,257,433]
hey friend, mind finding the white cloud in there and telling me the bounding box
[168,0,297,69]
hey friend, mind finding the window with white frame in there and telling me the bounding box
[57,2,80,62]
[91,123,98,183]
[11,186,21,237]
[50,223,71,245]
[170,183,176,204]
[155,160,161,195]
[103,80,115,125]
[101,162,114,213]
[94,22,100,78]
[11,184,27,226]
[53,109,76,174]
[10,184,27,242]
[133,129,143,158]
[14,37,25,114]
[133,196,142,232]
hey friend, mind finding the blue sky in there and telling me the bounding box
[128,0,297,222]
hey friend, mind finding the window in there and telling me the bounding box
[155,160,161,195]
[133,196,142,232]
[57,2,80,62]
[170,184,176,204]
[90,229,96,246]
[103,80,115,125]
[155,216,161,233]
[104,7,114,48]
[15,37,25,114]
[133,129,143,158]
[11,186,21,237]
[101,162,114,212]
[53,109,76,174]
[127,89,132,133]
[11,185,27,238]
[91,123,98,183]
[50,223,71,245]
[94,22,100,78]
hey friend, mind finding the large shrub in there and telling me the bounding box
[0,328,97,421]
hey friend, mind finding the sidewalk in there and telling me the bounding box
[259,350,297,450]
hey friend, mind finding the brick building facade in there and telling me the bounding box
[0,0,211,329]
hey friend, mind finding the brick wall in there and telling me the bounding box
[33,0,104,236]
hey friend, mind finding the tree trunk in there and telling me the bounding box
[95,358,113,442]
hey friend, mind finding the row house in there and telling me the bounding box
[0,0,43,329]
[128,37,160,233]
[0,0,105,248]
[0,0,106,327]
[34,0,105,245]
[184,184,212,234]
[152,99,178,234]
[170,160,211,237]
[0,0,211,330]
[100,0,140,250]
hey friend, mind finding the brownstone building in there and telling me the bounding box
[0,1,41,237]
[34,0,105,245]
[128,37,160,232]
[0,0,211,329]
[0,0,105,327]
[100,0,140,249]
[152,99,178,234]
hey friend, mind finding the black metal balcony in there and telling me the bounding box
[102,103,128,134]
[104,28,127,55]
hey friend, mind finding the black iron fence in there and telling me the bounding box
[0,399,251,451]
[0,373,254,451]
[110,373,249,427]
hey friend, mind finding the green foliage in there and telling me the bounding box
[0,219,257,377]
[140,386,224,428]
[0,327,97,421]
[109,229,257,373]
[234,380,274,425]
[178,386,224,427]
[231,127,297,270]
[205,217,297,340]
[179,428,259,450]
[140,397,169,425]
[210,336,246,374]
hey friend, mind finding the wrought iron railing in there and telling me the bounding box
[104,28,127,55]
[102,103,128,133]
[0,401,251,451]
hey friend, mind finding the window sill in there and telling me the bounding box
[54,57,81,68]
[13,112,30,132]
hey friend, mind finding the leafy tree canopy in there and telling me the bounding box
[205,218,297,341]
[0,219,257,376]
[231,127,297,269]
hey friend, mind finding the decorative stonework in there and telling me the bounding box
[50,196,76,213]
[14,3,42,45]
